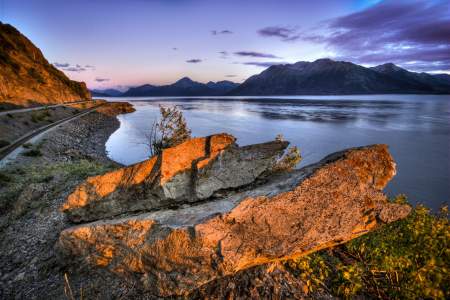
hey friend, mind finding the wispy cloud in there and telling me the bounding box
[212,29,233,35]
[234,51,281,58]
[186,59,202,63]
[95,78,110,82]
[303,0,450,72]
[225,74,237,77]
[258,26,300,42]
[219,51,229,59]
[53,62,69,68]
[53,62,95,72]
[172,47,178,51]
[239,61,287,67]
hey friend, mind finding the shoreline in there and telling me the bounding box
[0,102,135,299]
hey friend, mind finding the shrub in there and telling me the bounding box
[288,196,449,299]
[30,109,50,123]
[272,134,301,172]
[23,149,42,157]
[147,105,191,156]
[0,139,10,148]
[27,67,46,84]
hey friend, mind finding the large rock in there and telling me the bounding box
[58,144,411,297]
[61,134,288,222]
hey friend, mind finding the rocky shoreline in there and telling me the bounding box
[0,101,436,299]
[0,102,135,299]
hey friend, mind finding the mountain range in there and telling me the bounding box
[121,77,239,97]
[97,59,450,97]
[229,59,450,95]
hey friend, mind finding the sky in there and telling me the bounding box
[0,0,449,90]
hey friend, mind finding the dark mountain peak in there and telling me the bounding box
[372,63,405,73]
[174,77,197,87]
[313,58,335,64]
[291,61,310,70]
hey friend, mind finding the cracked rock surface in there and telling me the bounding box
[61,133,288,222]
[58,143,411,297]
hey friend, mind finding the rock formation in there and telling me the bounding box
[62,134,288,222]
[0,22,91,107]
[58,141,411,297]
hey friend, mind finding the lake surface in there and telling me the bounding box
[105,95,450,210]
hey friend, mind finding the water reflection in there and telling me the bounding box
[106,95,450,210]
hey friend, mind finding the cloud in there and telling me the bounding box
[225,74,237,77]
[64,66,86,72]
[53,62,95,72]
[95,78,110,82]
[239,61,287,67]
[186,59,202,63]
[304,0,450,72]
[172,47,178,50]
[234,51,281,58]
[212,29,233,35]
[258,26,300,41]
[53,62,69,68]
[219,51,229,59]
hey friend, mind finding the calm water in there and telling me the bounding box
[105,95,450,210]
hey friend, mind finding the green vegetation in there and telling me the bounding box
[0,160,116,219]
[272,134,302,172]
[27,67,46,84]
[31,109,51,123]
[22,149,42,157]
[0,139,10,148]
[288,196,449,299]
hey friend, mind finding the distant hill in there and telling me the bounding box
[0,22,91,107]
[90,88,123,97]
[229,59,450,95]
[123,77,238,96]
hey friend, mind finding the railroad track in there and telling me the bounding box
[0,103,105,161]
[0,100,95,116]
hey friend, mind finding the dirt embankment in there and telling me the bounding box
[0,102,134,299]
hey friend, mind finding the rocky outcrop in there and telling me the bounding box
[58,143,411,297]
[62,134,288,222]
[0,22,91,107]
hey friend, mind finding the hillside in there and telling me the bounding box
[229,59,450,95]
[0,22,91,108]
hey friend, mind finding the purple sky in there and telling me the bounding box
[1,0,448,89]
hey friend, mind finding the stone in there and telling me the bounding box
[57,144,411,297]
[61,134,288,222]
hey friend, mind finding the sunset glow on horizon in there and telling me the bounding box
[1,0,448,90]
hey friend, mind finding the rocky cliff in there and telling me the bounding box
[0,22,91,107]
[58,136,411,297]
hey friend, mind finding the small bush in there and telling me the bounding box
[0,172,11,184]
[30,109,50,123]
[22,143,33,149]
[0,139,10,148]
[27,67,46,84]
[147,105,191,156]
[6,113,14,118]
[23,149,42,157]
[271,134,301,172]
